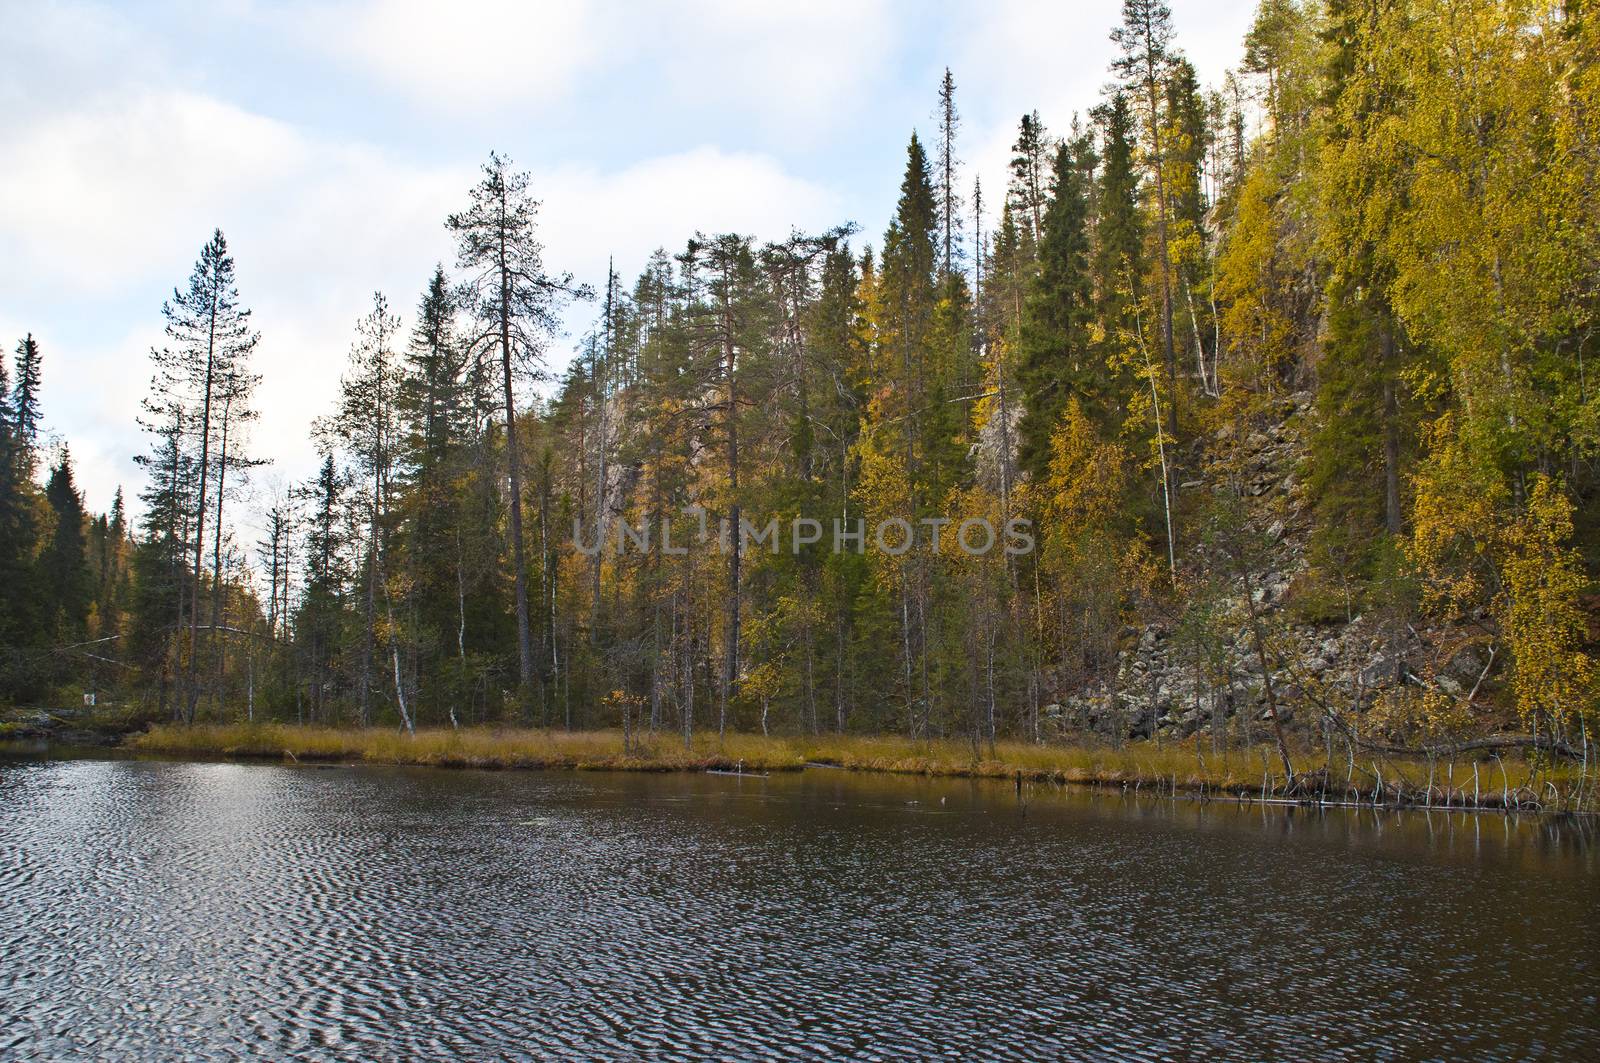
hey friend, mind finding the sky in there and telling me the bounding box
[0,0,1258,526]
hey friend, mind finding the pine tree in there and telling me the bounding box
[326,291,413,731]
[679,232,771,736]
[447,152,587,714]
[1111,0,1179,427]
[1008,112,1049,245]
[1165,57,1215,393]
[204,319,266,720]
[149,229,260,722]
[1242,0,1314,132]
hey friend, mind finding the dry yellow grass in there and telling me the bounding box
[787,733,1267,786]
[126,723,1585,810]
[130,723,808,773]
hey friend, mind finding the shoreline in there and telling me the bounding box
[97,723,1595,816]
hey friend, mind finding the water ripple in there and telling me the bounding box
[0,757,1596,1059]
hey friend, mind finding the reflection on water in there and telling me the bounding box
[1,756,1595,1059]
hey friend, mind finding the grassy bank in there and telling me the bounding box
[129,723,808,773]
[125,723,1591,812]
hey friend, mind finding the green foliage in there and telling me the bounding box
[1017,143,1097,483]
[1094,93,1143,319]
[40,454,91,642]
[11,0,1600,761]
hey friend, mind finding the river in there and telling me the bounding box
[1,754,1596,1059]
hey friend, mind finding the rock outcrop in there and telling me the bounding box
[1045,391,1494,746]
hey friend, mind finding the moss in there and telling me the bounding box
[1281,570,1355,627]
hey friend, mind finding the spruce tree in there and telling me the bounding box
[41,451,92,642]
[865,133,948,737]
[2,333,45,690]
[0,351,41,697]
[1017,142,1097,483]
[1165,58,1208,236]
[877,133,941,505]
[11,334,42,461]
[94,486,131,645]
[297,454,349,724]
[934,68,963,280]
[130,408,193,713]
[1308,0,1412,580]
[1095,93,1144,322]
[395,264,481,723]
[401,266,468,475]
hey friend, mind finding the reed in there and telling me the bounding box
[127,724,1592,811]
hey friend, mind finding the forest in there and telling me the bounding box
[2,0,1597,777]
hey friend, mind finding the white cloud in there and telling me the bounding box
[0,0,1255,528]
[290,0,894,142]
[0,91,311,299]
[298,0,604,109]
[540,146,845,291]
[0,1,165,120]
[650,0,896,137]
[0,84,840,522]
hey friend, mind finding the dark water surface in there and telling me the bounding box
[1,754,1596,1060]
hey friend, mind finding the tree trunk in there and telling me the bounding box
[186,291,219,725]
[1381,328,1403,536]
[722,295,740,740]
[498,237,536,715]
[210,399,230,719]
[1145,61,1178,439]
[1243,575,1294,780]
[360,521,376,727]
